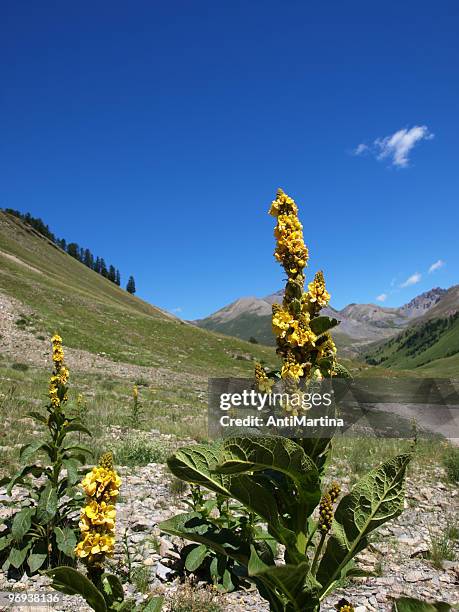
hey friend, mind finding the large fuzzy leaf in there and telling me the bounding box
[45,566,107,612]
[167,442,231,496]
[185,544,208,572]
[216,437,320,520]
[101,572,124,609]
[11,507,34,541]
[318,453,411,591]
[54,526,77,557]
[217,437,318,488]
[309,316,339,337]
[8,543,32,568]
[159,512,250,564]
[36,483,58,524]
[27,552,47,572]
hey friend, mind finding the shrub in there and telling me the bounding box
[11,362,29,371]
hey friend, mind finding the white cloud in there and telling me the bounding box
[353,125,434,168]
[428,259,445,274]
[400,272,422,288]
[172,307,183,313]
[376,293,388,302]
[353,143,368,156]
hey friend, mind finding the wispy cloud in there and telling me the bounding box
[400,272,422,288]
[353,125,434,168]
[428,259,445,274]
[376,293,388,302]
[171,307,183,313]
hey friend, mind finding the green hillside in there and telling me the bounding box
[365,312,459,373]
[197,311,274,345]
[0,212,276,376]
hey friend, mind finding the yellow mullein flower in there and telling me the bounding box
[272,305,293,338]
[287,319,316,348]
[133,384,138,400]
[48,333,68,409]
[306,270,331,309]
[280,356,304,382]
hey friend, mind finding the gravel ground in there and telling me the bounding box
[0,437,457,612]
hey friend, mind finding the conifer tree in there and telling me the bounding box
[100,259,108,277]
[108,265,116,283]
[126,276,136,294]
[115,269,121,286]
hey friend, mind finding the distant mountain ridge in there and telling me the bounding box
[194,286,456,356]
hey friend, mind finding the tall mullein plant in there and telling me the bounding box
[161,189,412,611]
[0,334,92,576]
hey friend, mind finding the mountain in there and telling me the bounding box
[194,287,452,356]
[0,211,277,378]
[398,287,447,318]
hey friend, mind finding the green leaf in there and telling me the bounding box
[27,411,48,424]
[63,442,92,454]
[318,453,411,592]
[54,526,77,557]
[62,459,80,485]
[248,546,320,611]
[0,535,12,551]
[6,464,46,494]
[185,544,208,572]
[36,483,58,524]
[160,512,250,564]
[28,552,47,572]
[393,598,454,611]
[20,441,51,464]
[167,442,231,496]
[217,437,320,520]
[11,507,34,541]
[309,316,339,336]
[45,566,107,612]
[64,423,92,436]
[141,596,164,612]
[8,543,31,568]
[101,572,124,608]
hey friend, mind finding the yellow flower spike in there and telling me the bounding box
[75,452,121,568]
[255,363,274,394]
[306,270,331,310]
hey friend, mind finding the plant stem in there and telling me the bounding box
[311,530,326,576]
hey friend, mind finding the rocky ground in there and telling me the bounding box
[0,431,457,612]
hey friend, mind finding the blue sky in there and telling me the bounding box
[1,1,458,319]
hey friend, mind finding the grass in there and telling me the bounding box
[167,580,222,612]
[442,447,459,483]
[0,359,206,475]
[428,524,457,569]
[110,432,170,467]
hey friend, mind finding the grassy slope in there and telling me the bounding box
[365,313,459,373]
[0,212,276,376]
